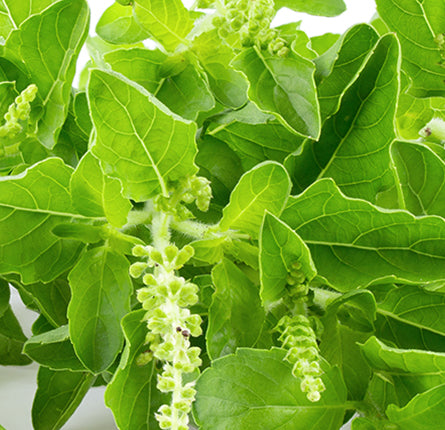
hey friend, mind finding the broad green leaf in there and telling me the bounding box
[259,212,316,308]
[376,0,445,98]
[0,2,13,39]
[386,384,445,429]
[23,325,86,372]
[0,278,9,317]
[72,92,92,137]
[391,141,445,217]
[192,30,248,109]
[0,305,31,365]
[361,336,445,405]
[220,161,291,239]
[374,284,445,351]
[193,348,347,430]
[0,0,53,27]
[285,34,400,204]
[317,24,379,120]
[104,47,166,93]
[105,310,167,430]
[233,46,320,138]
[19,278,71,327]
[189,237,225,266]
[156,63,215,120]
[88,69,198,202]
[0,158,85,284]
[281,178,445,291]
[96,2,149,45]
[32,367,95,430]
[207,104,301,169]
[68,247,132,373]
[133,0,193,52]
[207,259,264,360]
[274,0,346,17]
[5,0,90,148]
[70,152,131,228]
[363,373,400,419]
[311,33,341,56]
[52,223,104,244]
[320,290,376,400]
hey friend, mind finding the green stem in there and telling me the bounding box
[151,211,171,250]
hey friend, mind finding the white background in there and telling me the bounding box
[1,1,376,429]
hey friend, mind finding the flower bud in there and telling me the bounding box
[135,351,153,366]
[164,244,179,262]
[149,249,164,265]
[143,273,157,286]
[129,262,147,278]
[132,244,150,257]
[175,245,195,268]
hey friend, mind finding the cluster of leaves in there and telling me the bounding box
[0,0,445,429]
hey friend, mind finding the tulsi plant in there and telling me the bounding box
[0,0,445,429]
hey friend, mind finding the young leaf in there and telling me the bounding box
[156,63,215,121]
[274,0,346,17]
[193,348,347,430]
[285,34,400,204]
[105,310,167,430]
[70,152,131,228]
[96,2,150,45]
[0,158,85,284]
[192,30,248,109]
[32,366,95,430]
[259,212,316,308]
[361,336,445,404]
[376,0,445,98]
[0,305,32,365]
[317,24,379,120]
[1,0,53,27]
[282,178,445,291]
[391,141,445,217]
[87,69,198,201]
[18,278,71,327]
[374,284,445,351]
[68,247,132,373]
[23,325,86,372]
[5,0,90,148]
[103,47,166,93]
[386,384,445,429]
[207,259,265,360]
[233,46,321,138]
[220,161,291,239]
[207,104,301,169]
[133,0,193,52]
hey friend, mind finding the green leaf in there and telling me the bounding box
[386,384,445,429]
[220,161,291,239]
[317,24,379,120]
[156,63,215,121]
[0,158,85,284]
[192,30,248,109]
[19,277,71,327]
[32,367,95,430]
[374,284,445,350]
[5,0,90,148]
[105,309,167,430]
[392,141,445,217]
[193,348,347,430]
[52,223,105,244]
[376,0,445,98]
[23,325,86,372]
[133,0,193,52]
[104,47,166,93]
[259,212,316,308]
[68,246,132,373]
[0,278,10,317]
[70,152,131,228]
[281,178,445,291]
[285,34,400,204]
[207,103,301,169]
[233,46,320,138]
[320,290,376,400]
[0,305,31,365]
[0,0,53,27]
[361,336,445,405]
[274,0,346,17]
[96,2,149,45]
[87,69,198,201]
[207,259,264,360]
